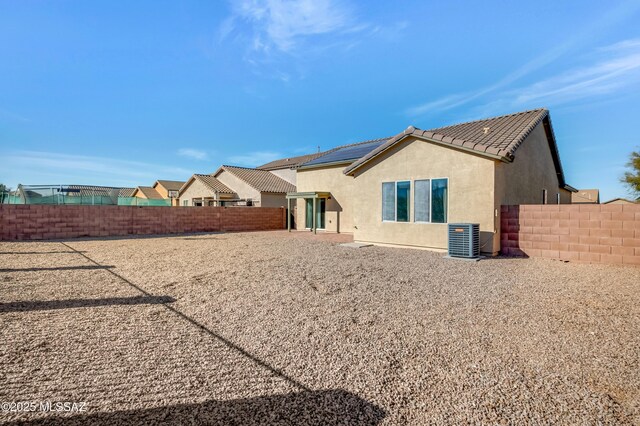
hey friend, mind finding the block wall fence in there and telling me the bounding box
[0,205,286,241]
[501,204,640,266]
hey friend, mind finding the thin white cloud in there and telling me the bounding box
[405,1,640,118]
[407,37,640,122]
[178,148,209,160]
[227,151,282,167]
[227,0,356,53]
[1,151,192,188]
[511,46,640,106]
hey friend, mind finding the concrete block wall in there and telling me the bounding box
[501,204,640,266]
[0,205,286,241]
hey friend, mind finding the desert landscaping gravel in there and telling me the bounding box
[0,230,638,425]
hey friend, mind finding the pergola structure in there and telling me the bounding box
[285,191,330,234]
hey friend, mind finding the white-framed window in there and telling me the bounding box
[414,178,448,224]
[182,200,189,206]
[382,181,411,222]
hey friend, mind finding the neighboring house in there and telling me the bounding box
[131,180,185,206]
[288,108,576,255]
[178,174,237,206]
[603,197,637,204]
[571,189,600,204]
[132,186,164,201]
[118,188,136,197]
[14,184,135,205]
[212,165,296,208]
[153,180,185,206]
[257,152,327,185]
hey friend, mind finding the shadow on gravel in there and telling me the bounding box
[0,251,86,255]
[7,390,386,425]
[0,295,175,313]
[0,265,115,273]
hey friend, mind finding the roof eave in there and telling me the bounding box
[343,134,508,176]
[298,160,356,170]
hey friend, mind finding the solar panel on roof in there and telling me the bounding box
[303,139,388,166]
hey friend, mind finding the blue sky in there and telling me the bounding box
[1,0,640,200]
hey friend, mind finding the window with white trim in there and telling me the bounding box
[414,178,448,223]
[382,181,411,222]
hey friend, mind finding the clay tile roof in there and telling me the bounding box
[192,174,235,194]
[217,166,296,193]
[257,152,327,170]
[118,187,136,197]
[65,185,131,197]
[136,186,164,200]
[155,180,185,191]
[344,108,551,175]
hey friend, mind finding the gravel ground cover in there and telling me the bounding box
[0,230,638,425]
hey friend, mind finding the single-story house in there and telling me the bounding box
[571,189,600,204]
[131,186,164,200]
[212,165,296,208]
[603,197,637,204]
[288,108,576,255]
[178,174,237,206]
[131,180,185,206]
[154,180,185,206]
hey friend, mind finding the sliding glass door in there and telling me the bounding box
[305,198,326,229]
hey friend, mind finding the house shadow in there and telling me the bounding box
[0,251,87,255]
[0,295,175,313]
[0,265,115,273]
[9,389,385,426]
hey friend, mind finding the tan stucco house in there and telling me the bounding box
[603,197,637,204]
[178,166,295,207]
[571,189,600,204]
[212,165,296,208]
[131,180,185,206]
[287,108,576,255]
[178,174,237,206]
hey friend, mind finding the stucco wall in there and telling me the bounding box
[494,123,568,206]
[350,137,497,252]
[268,168,297,185]
[178,179,215,206]
[154,182,180,206]
[493,122,571,252]
[260,192,288,208]
[295,164,356,232]
[215,170,262,205]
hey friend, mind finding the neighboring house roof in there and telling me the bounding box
[64,185,128,197]
[602,197,636,204]
[154,180,185,191]
[118,187,136,197]
[301,138,391,168]
[179,174,235,195]
[214,165,296,193]
[571,189,600,204]
[341,108,574,190]
[257,152,327,170]
[135,186,164,200]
